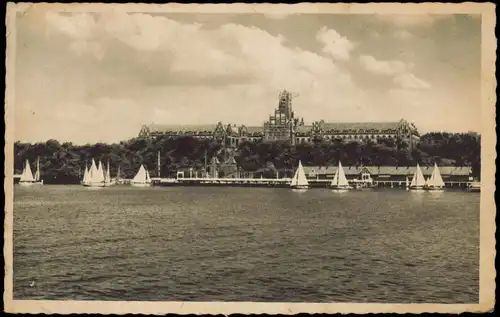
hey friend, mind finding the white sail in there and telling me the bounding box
[291,169,299,186]
[290,161,308,187]
[410,172,416,187]
[98,161,105,182]
[20,159,35,182]
[331,169,339,186]
[428,163,445,188]
[145,169,151,183]
[89,159,104,183]
[82,165,89,183]
[337,161,349,186]
[82,158,106,187]
[99,161,105,182]
[90,159,97,178]
[132,165,148,183]
[410,163,426,187]
[296,161,309,186]
[105,162,111,183]
[331,161,350,188]
[34,158,41,182]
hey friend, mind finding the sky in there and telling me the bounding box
[13,7,482,144]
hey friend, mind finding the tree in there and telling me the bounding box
[13,132,480,183]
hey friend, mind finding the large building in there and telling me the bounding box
[301,165,472,183]
[138,90,421,147]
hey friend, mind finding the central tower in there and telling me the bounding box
[263,90,302,144]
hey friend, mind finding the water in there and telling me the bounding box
[13,185,479,303]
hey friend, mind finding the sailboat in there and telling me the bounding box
[33,157,43,185]
[81,164,90,185]
[330,161,352,192]
[115,165,123,184]
[131,165,152,187]
[103,161,114,186]
[409,163,426,191]
[425,163,445,191]
[82,159,106,187]
[290,160,309,191]
[19,159,41,186]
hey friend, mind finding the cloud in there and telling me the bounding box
[393,29,415,40]
[45,12,97,40]
[44,12,354,89]
[374,14,444,29]
[393,73,431,90]
[316,27,356,61]
[359,55,429,90]
[388,88,479,133]
[69,40,104,60]
[359,55,410,75]
[263,12,290,20]
[16,11,365,144]
[369,30,382,39]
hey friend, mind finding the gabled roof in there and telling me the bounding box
[321,122,401,133]
[296,125,312,134]
[303,166,370,176]
[225,124,240,136]
[237,125,264,136]
[302,165,472,176]
[245,126,264,134]
[146,124,217,133]
[376,166,471,176]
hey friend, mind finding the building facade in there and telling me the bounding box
[138,89,421,147]
[301,165,472,183]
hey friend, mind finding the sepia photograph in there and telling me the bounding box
[4,2,496,315]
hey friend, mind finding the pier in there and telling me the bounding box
[153,177,474,189]
[156,177,291,187]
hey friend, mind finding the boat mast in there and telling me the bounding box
[36,157,40,181]
[204,149,207,177]
[107,161,110,181]
[157,151,160,178]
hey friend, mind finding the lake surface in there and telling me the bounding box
[13,185,479,303]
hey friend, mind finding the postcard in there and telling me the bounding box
[4,2,496,314]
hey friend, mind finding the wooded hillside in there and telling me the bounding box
[14,132,481,184]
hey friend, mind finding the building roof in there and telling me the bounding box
[241,126,264,133]
[302,165,472,176]
[296,125,312,134]
[225,124,240,136]
[321,122,401,133]
[146,124,217,133]
[241,126,264,136]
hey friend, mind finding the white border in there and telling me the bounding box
[4,2,496,314]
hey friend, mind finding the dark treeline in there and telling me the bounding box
[14,132,481,184]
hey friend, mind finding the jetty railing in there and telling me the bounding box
[154,177,473,189]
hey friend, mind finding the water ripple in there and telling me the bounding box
[13,186,479,303]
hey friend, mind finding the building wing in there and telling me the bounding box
[138,90,421,148]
